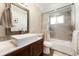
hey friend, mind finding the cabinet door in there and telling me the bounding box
[5,45,31,56]
[31,39,43,56]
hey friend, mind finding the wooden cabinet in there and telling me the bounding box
[31,39,43,56]
[5,39,43,56]
[5,45,31,56]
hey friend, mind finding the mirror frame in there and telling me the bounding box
[6,3,29,35]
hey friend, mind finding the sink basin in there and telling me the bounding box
[11,34,42,47]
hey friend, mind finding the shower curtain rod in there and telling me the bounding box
[43,3,74,14]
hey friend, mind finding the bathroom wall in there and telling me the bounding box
[11,4,42,33]
[75,4,79,30]
[42,12,72,41]
[75,4,79,55]
[0,4,42,37]
[0,4,5,37]
[70,3,79,55]
[50,11,72,41]
[28,4,42,33]
[42,13,50,41]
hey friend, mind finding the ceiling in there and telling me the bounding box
[32,3,71,12]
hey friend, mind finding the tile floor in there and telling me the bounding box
[53,51,68,56]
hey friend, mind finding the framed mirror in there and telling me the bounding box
[6,3,29,35]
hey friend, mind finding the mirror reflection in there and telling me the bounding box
[6,4,29,35]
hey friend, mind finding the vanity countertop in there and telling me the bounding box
[11,34,39,39]
[0,36,42,56]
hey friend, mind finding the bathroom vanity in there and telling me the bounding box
[0,3,43,56]
[0,34,43,56]
[5,39,43,56]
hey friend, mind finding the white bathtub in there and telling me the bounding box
[44,39,74,55]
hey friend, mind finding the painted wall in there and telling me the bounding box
[0,4,42,37]
[28,4,42,33]
[75,4,79,30]
[42,13,50,41]
[75,4,79,55]
[0,4,5,37]
[11,4,42,33]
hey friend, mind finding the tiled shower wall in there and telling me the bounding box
[50,11,73,41]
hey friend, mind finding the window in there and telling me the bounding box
[50,15,64,24]
[50,17,56,24]
[57,15,64,23]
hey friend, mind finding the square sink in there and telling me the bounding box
[11,34,42,47]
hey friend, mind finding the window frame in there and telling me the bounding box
[49,15,64,25]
